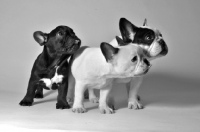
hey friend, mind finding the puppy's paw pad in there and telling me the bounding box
[72,107,87,113]
[89,97,99,103]
[56,102,71,109]
[34,93,43,98]
[128,101,144,110]
[19,99,33,106]
[99,106,114,114]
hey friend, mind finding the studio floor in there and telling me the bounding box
[0,73,200,132]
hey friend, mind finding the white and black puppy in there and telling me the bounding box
[113,18,168,59]
[88,18,168,110]
[19,26,81,109]
[68,41,151,114]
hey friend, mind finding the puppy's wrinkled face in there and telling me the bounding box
[33,25,81,55]
[119,18,168,60]
[100,42,151,78]
[133,27,168,59]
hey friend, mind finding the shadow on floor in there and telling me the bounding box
[33,98,57,105]
[113,72,200,109]
[33,90,57,105]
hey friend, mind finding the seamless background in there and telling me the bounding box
[0,0,200,131]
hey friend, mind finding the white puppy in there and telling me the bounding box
[87,18,168,110]
[67,40,151,114]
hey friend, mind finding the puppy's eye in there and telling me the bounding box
[57,32,63,36]
[145,35,151,40]
[145,34,154,41]
[131,56,138,62]
[145,35,150,40]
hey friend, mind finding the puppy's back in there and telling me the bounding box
[70,46,110,80]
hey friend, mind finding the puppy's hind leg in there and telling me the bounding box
[88,89,99,103]
[126,77,144,109]
[126,81,140,101]
[107,87,116,110]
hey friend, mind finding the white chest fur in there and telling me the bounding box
[40,66,64,89]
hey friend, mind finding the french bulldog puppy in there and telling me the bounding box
[19,26,81,109]
[68,41,151,114]
[88,18,168,110]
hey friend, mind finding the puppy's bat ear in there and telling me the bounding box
[116,36,127,46]
[100,42,119,62]
[143,18,148,26]
[33,31,48,46]
[119,18,138,43]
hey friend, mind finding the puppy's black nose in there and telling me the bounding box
[159,39,168,55]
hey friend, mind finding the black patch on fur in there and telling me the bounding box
[132,28,155,46]
[119,18,156,46]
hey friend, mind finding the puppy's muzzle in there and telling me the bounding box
[134,59,152,76]
[159,39,168,56]
[144,58,150,67]
[143,58,151,74]
[74,39,81,49]
[64,37,81,54]
[144,64,152,75]
[74,37,81,47]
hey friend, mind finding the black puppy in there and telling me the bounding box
[19,26,81,109]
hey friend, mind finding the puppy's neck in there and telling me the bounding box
[44,46,59,58]
[41,46,68,69]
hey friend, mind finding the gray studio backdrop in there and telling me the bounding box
[0,0,199,93]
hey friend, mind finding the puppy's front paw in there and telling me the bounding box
[56,100,71,109]
[72,106,87,113]
[19,97,33,106]
[89,97,99,103]
[99,106,114,114]
[128,100,144,110]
